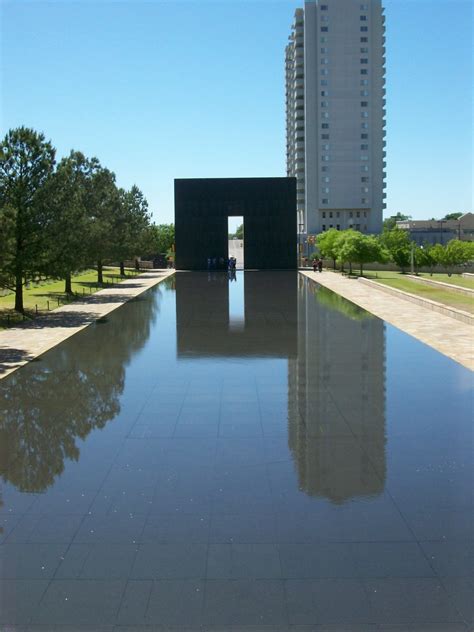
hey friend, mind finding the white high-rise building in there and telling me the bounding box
[285,0,386,237]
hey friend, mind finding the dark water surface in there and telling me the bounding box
[0,271,472,630]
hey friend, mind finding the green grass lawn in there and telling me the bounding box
[0,268,141,328]
[362,271,474,314]
[416,272,474,289]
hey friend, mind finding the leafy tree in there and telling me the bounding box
[379,228,411,272]
[0,203,16,289]
[335,231,385,275]
[0,127,56,311]
[42,151,91,293]
[83,161,120,284]
[145,223,175,255]
[443,212,463,220]
[383,212,411,232]
[431,240,474,276]
[316,228,341,269]
[234,223,244,239]
[113,186,151,276]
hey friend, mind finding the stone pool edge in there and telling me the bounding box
[0,269,175,381]
[301,270,473,371]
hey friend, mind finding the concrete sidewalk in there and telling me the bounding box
[301,270,473,371]
[0,269,175,380]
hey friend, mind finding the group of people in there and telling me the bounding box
[207,256,237,270]
[312,258,323,273]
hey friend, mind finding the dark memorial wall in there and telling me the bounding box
[174,178,297,270]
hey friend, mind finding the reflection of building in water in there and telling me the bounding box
[288,276,386,503]
[175,271,297,358]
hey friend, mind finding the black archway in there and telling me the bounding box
[174,177,297,270]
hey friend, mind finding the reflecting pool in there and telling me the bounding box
[0,272,472,629]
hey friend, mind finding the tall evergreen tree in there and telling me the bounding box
[0,127,56,311]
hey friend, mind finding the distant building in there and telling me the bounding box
[396,213,474,245]
[285,0,386,238]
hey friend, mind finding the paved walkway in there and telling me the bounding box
[0,270,175,380]
[301,270,473,371]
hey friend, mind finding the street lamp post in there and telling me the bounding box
[299,223,304,268]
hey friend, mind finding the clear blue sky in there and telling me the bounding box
[1,0,472,223]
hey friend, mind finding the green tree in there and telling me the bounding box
[383,212,411,232]
[379,228,411,272]
[443,212,463,220]
[113,186,151,276]
[335,231,385,275]
[42,151,91,293]
[83,161,120,284]
[431,240,474,276]
[316,228,341,269]
[234,223,244,239]
[0,127,56,311]
[145,223,175,255]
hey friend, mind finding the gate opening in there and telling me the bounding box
[228,216,244,270]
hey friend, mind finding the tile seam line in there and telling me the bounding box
[0,270,176,381]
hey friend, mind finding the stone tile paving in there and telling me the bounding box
[301,270,473,370]
[0,270,175,380]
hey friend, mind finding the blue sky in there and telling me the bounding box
[1,0,472,223]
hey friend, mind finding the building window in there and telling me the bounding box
[321,15,329,22]
[321,79,328,86]
[322,211,326,218]
[360,15,367,21]
[361,111,368,118]
[360,69,368,75]
[324,176,330,182]
[329,211,333,218]
[322,111,329,118]
[336,211,340,217]
[360,26,368,32]
[361,165,369,172]
[336,224,340,230]
[361,134,368,140]
[364,224,367,230]
[361,144,368,150]
[322,143,330,150]
[321,47,328,53]
[362,186,369,193]
[322,155,329,161]
[361,122,368,129]
[323,187,330,194]
[321,166,329,172]
[321,36,327,43]
[321,134,329,139]
[360,79,368,86]
[361,198,368,204]
[360,4,368,9]
[364,211,367,217]
[322,224,326,231]
[322,123,329,128]
[322,199,329,204]
[360,59,368,64]
[360,36,368,42]
[321,4,328,9]
[321,58,329,64]
[360,90,369,96]
[361,155,369,161]
[349,211,353,218]
[321,26,329,32]
[321,101,329,107]
[321,90,329,96]
[361,101,368,107]
[361,176,369,182]
[356,223,361,230]
[356,211,360,218]
[360,47,368,53]
[321,69,328,75]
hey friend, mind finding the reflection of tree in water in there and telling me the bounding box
[0,291,160,493]
[310,284,373,321]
